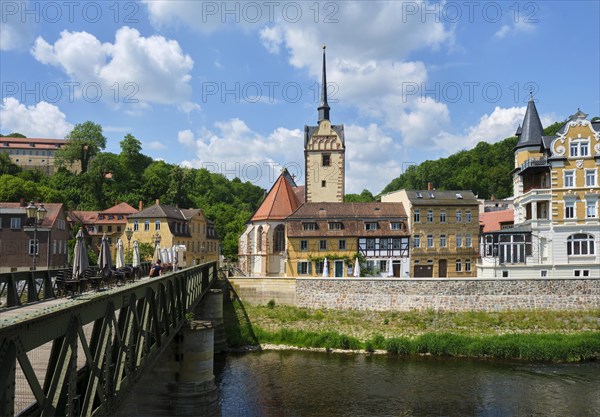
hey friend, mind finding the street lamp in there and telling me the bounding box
[153,231,161,249]
[26,201,47,271]
[125,227,133,263]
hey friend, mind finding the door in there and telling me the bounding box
[393,262,401,277]
[414,265,433,278]
[334,260,344,277]
[439,259,447,277]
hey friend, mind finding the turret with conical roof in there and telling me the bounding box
[515,94,544,150]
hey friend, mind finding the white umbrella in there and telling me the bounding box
[98,233,112,276]
[115,238,125,269]
[72,228,89,279]
[171,245,179,268]
[132,240,140,267]
[152,244,162,263]
[388,257,394,277]
[353,258,360,278]
[162,247,171,264]
[322,257,329,278]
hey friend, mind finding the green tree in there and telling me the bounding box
[57,121,107,173]
[345,189,376,202]
[0,132,26,138]
[0,152,21,175]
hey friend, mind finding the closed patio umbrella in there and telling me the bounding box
[132,240,140,267]
[162,247,171,264]
[98,233,112,276]
[115,238,125,269]
[353,258,360,278]
[171,245,179,268]
[388,257,394,277]
[72,227,89,280]
[322,257,329,277]
[152,244,162,263]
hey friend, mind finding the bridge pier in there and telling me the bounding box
[196,289,226,354]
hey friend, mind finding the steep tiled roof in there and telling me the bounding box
[100,202,137,215]
[181,208,206,221]
[251,171,302,221]
[404,190,478,206]
[0,202,64,228]
[287,202,406,219]
[128,204,187,220]
[479,210,514,233]
[68,211,98,224]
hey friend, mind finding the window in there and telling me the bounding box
[574,270,590,277]
[540,270,548,278]
[413,235,420,248]
[392,238,401,249]
[316,261,324,275]
[365,222,378,230]
[98,226,103,232]
[155,221,161,230]
[300,239,308,251]
[297,261,311,275]
[273,225,285,252]
[427,234,434,248]
[455,259,462,272]
[586,201,598,218]
[329,222,343,230]
[585,169,597,187]
[380,239,389,249]
[390,222,402,230]
[53,240,56,255]
[570,142,578,156]
[133,220,139,231]
[567,234,595,256]
[456,234,463,247]
[564,201,575,219]
[257,226,263,252]
[440,234,446,247]
[456,210,462,223]
[465,259,471,272]
[10,218,21,229]
[144,220,150,231]
[117,226,122,233]
[338,239,346,250]
[107,226,113,232]
[414,210,420,223]
[303,223,317,231]
[502,270,509,278]
[322,154,331,166]
[427,210,433,222]
[319,240,327,250]
[466,210,472,223]
[564,171,575,188]
[440,210,446,223]
[465,234,472,247]
[321,180,326,187]
[379,260,388,272]
[366,239,375,250]
[571,140,590,157]
[28,239,39,255]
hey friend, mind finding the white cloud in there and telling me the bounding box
[0,1,35,51]
[494,15,536,38]
[146,141,167,151]
[0,98,73,138]
[31,27,194,108]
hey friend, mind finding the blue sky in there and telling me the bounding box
[1,1,599,194]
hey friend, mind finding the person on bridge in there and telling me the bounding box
[149,259,163,277]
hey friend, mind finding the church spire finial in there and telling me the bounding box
[318,44,330,122]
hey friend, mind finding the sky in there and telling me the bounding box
[1,1,599,194]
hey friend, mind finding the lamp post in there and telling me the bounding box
[125,227,133,263]
[26,201,47,271]
[153,231,161,252]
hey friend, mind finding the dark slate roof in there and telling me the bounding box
[542,135,557,150]
[515,124,522,136]
[128,204,187,221]
[287,202,407,220]
[304,124,345,148]
[515,97,544,150]
[404,190,478,206]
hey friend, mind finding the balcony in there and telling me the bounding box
[519,157,550,175]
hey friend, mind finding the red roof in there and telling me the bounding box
[479,210,514,232]
[100,202,138,215]
[0,202,64,228]
[251,172,302,221]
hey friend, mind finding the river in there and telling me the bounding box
[214,350,600,417]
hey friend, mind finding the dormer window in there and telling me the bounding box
[456,193,463,199]
[428,192,435,198]
[416,192,423,199]
[303,222,317,231]
[328,222,343,230]
[390,222,403,230]
[29,143,35,147]
[365,222,378,231]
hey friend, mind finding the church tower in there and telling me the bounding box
[304,45,345,203]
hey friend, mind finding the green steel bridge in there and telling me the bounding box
[0,262,219,416]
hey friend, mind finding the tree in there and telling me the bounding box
[345,189,376,202]
[0,132,26,138]
[0,152,21,175]
[57,121,107,173]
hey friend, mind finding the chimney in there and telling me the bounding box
[427,182,433,191]
[156,199,160,205]
[19,197,25,207]
[138,200,143,211]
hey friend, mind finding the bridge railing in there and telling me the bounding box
[0,263,152,308]
[0,261,217,417]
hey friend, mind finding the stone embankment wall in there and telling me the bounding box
[229,277,600,311]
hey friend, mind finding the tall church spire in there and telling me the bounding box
[317,44,330,122]
[515,94,544,150]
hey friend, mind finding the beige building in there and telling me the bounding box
[382,189,479,277]
[0,137,80,174]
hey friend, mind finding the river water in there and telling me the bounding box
[214,351,600,417]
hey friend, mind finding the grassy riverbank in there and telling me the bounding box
[223,297,600,362]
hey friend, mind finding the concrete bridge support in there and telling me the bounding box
[196,289,226,354]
